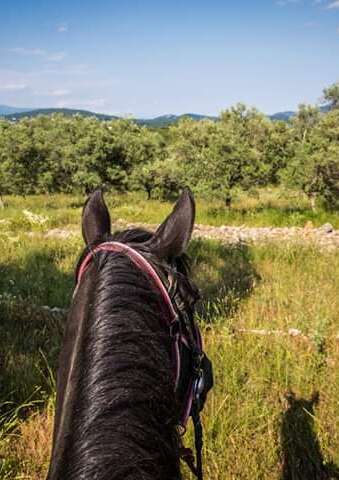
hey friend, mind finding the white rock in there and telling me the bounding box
[321,223,334,233]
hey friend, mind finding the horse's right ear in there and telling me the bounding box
[82,190,111,245]
[147,188,195,259]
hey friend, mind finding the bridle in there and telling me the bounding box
[75,241,213,480]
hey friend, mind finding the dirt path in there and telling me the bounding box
[192,222,339,249]
[42,220,339,250]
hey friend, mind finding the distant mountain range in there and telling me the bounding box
[136,113,218,127]
[0,106,118,121]
[0,105,33,116]
[269,111,296,121]
[0,104,324,126]
[0,106,218,126]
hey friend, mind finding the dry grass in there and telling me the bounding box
[1,402,53,479]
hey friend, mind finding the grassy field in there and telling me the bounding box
[1,187,339,230]
[1,192,339,479]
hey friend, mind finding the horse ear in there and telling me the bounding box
[147,188,195,259]
[82,190,111,245]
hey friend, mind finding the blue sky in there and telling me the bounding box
[0,0,339,117]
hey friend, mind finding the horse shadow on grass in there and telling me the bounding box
[280,391,339,480]
[188,238,260,323]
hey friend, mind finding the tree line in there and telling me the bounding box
[0,83,338,209]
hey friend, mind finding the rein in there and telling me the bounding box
[75,241,206,480]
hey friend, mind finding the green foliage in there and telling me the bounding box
[292,104,321,142]
[167,109,266,205]
[322,82,339,110]
[0,115,161,195]
[0,83,339,210]
[135,158,184,200]
[282,108,339,209]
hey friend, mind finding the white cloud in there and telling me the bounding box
[46,52,67,62]
[276,0,329,5]
[276,0,300,6]
[9,47,46,56]
[33,88,72,97]
[33,64,91,77]
[56,98,106,110]
[303,21,319,27]
[0,83,27,91]
[57,23,68,33]
[8,47,66,62]
[50,89,71,96]
[327,0,339,7]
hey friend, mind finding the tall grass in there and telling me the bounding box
[1,194,339,479]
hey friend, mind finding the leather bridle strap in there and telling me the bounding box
[76,241,178,321]
[76,241,176,316]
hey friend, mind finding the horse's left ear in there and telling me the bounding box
[82,190,111,245]
[147,188,195,259]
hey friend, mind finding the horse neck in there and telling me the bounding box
[48,255,181,480]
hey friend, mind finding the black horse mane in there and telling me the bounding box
[50,227,195,480]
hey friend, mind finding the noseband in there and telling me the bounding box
[75,241,211,480]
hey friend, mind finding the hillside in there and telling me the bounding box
[3,107,118,121]
[0,105,295,126]
[0,105,32,116]
[135,113,218,127]
[2,108,217,126]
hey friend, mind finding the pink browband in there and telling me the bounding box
[75,241,199,426]
[76,242,177,319]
